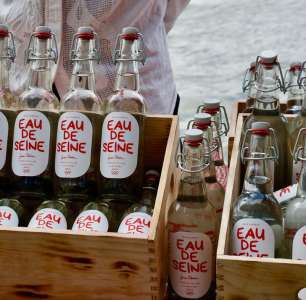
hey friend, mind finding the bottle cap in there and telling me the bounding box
[0,24,9,38]
[34,26,52,39]
[121,27,139,41]
[76,26,94,40]
[251,122,271,136]
[203,99,221,109]
[289,61,302,72]
[260,50,278,64]
[184,129,203,143]
[145,170,160,180]
[193,113,211,129]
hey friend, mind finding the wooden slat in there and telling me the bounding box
[217,113,306,300]
[0,115,178,300]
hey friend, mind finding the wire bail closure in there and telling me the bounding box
[70,31,101,63]
[113,32,146,65]
[196,104,229,136]
[298,61,306,90]
[25,32,58,64]
[293,128,306,162]
[242,67,255,92]
[0,31,16,63]
[177,153,210,173]
[240,127,279,164]
[254,55,286,93]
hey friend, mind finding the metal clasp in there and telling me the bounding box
[177,152,210,173]
[113,32,146,65]
[196,105,229,136]
[70,32,101,62]
[0,31,15,63]
[240,128,279,164]
[25,32,58,64]
[254,55,286,93]
[242,67,255,92]
[298,61,306,90]
[293,128,306,162]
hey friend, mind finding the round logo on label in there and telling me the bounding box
[0,206,19,227]
[28,208,67,230]
[72,209,109,232]
[118,212,151,237]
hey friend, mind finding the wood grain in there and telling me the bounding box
[0,115,178,300]
[217,112,306,300]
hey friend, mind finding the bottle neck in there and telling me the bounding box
[297,138,306,197]
[0,38,9,89]
[242,134,274,194]
[71,60,96,91]
[140,187,157,207]
[114,38,140,92]
[28,38,53,91]
[254,64,280,111]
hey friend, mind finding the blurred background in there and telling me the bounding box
[168,0,306,127]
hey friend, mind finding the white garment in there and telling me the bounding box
[0,0,189,114]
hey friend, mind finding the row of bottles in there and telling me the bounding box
[0,24,159,236]
[167,101,229,299]
[230,50,306,260]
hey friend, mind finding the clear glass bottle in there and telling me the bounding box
[243,50,289,191]
[0,24,17,195]
[168,129,217,300]
[28,199,70,230]
[188,113,225,232]
[11,26,59,214]
[284,128,306,259]
[72,201,113,232]
[242,61,256,113]
[99,27,146,221]
[117,170,159,236]
[285,62,304,114]
[55,27,104,208]
[197,99,229,189]
[231,122,283,258]
[0,197,23,227]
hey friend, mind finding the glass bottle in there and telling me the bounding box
[11,26,59,215]
[0,24,17,195]
[188,113,225,232]
[55,27,104,210]
[243,50,289,191]
[72,201,113,232]
[0,197,23,227]
[117,170,159,236]
[242,61,256,113]
[197,99,229,189]
[168,129,217,300]
[99,27,146,220]
[231,122,283,258]
[28,199,70,230]
[285,62,304,114]
[284,128,306,259]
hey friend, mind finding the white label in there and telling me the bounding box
[0,112,8,170]
[12,111,50,176]
[0,206,19,227]
[28,208,67,230]
[72,209,109,232]
[169,231,212,299]
[273,184,297,205]
[292,226,306,260]
[118,212,151,236]
[55,112,92,178]
[100,112,139,178]
[232,218,275,257]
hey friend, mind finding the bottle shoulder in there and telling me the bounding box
[62,89,106,113]
[108,89,146,114]
[20,87,59,111]
[285,196,306,227]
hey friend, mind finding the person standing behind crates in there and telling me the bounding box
[0,0,190,115]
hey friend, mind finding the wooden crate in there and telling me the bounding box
[228,100,288,163]
[0,115,179,300]
[217,114,306,300]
